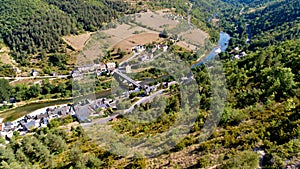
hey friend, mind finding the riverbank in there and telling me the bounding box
[0,89,112,122]
[192,32,230,67]
[0,99,72,122]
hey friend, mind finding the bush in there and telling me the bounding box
[221,150,259,169]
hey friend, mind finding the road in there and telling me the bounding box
[123,89,165,114]
[81,81,177,128]
[81,114,119,128]
[188,3,193,26]
[1,75,69,83]
[81,88,167,128]
[119,52,140,67]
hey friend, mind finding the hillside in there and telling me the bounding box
[0,0,299,168]
[0,0,134,68]
[247,0,300,48]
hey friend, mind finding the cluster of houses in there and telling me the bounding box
[132,43,169,54]
[0,105,75,139]
[0,98,15,108]
[73,98,117,123]
[120,84,158,99]
[71,62,117,79]
[0,97,117,140]
[131,44,169,63]
[232,47,247,60]
[29,62,117,79]
[164,13,185,21]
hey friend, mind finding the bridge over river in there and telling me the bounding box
[113,70,141,87]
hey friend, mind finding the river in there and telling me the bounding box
[192,32,231,67]
[1,90,112,122]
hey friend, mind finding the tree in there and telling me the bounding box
[0,78,11,102]
[159,29,169,38]
[44,133,67,154]
[69,144,84,165]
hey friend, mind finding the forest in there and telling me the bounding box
[0,0,299,168]
[220,0,300,51]
[0,0,134,67]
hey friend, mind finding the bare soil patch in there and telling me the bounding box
[176,41,197,51]
[102,23,158,49]
[180,29,209,46]
[0,46,14,65]
[113,32,162,53]
[62,32,93,51]
[135,10,179,31]
[212,18,220,26]
[73,23,159,64]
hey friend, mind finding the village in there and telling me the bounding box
[0,6,199,142]
[0,54,178,142]
[0,96,117,139]
[0,79,178,142]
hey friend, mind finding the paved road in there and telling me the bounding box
[1,75,69,83]
[81,89,166,128]
[123,89,165,114]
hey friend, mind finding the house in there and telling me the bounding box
[57,106,71,117]
[125,65,131,73]
[161,45,169,52]
[78,65,92,72]
[96,70,102,76]
[143,85,156,95]
[23,121,36,131]
[9,97,16,103]
[240,51,247,57]
[3,122,13,132]
[132,45,145,53]
[138,55,148,62]
[106,62,116,72]
[71,70,80,78]
[31,70,39,77]
[36,113,48,120]
[17,119,27,128]
[94,63,107,72]
[74,106,93,123]
[39,118,49,127]
[52,72,58,77]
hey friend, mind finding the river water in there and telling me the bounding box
[192,32,231,68]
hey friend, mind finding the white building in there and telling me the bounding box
[106,62,116,71]
[132,45,145,53]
